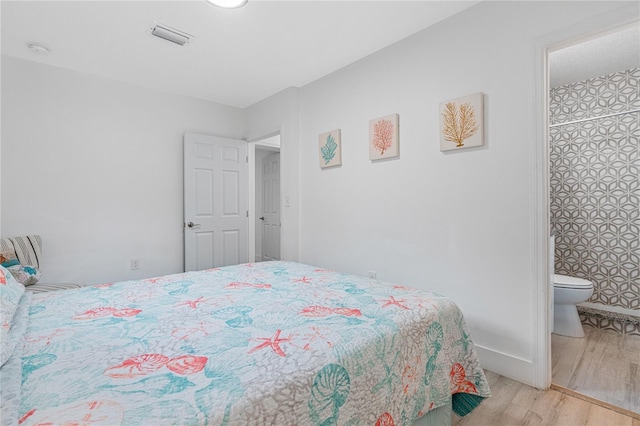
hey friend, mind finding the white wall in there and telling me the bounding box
[1,56,244,284]
[291,1,638,386]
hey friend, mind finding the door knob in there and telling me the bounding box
[259,217,265,221]
[187,221,201,228]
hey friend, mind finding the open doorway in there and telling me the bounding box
[250,135,281,262]
[547,24,640,415]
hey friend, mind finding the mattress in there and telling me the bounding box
[3,261,490,425]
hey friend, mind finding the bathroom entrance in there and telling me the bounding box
[547,23,640,415]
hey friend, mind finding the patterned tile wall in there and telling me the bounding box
[550,67,640,312]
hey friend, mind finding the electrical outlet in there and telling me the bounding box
[131,259,140,270]
[368,271,377,279]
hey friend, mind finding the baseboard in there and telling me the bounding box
[550,384,640,420]
[474,344,535,387]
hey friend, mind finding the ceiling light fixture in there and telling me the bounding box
[27,43,49,55]
[204,0,248,9]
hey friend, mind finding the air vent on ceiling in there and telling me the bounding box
[149,22,194,46]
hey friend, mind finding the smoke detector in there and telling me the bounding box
[149,22,194,46]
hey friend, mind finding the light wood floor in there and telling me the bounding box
[552,326,640,414]
[453,370,640,425]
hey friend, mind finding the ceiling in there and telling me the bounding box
[549,24,640,88]
[1,0,480,108]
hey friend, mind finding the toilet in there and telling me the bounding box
[553,274,593,337]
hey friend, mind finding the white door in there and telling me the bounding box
[261,153,280,261]
[184,133,248,271]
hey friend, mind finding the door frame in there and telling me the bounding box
[247,133,282,263]
[531,8,638,389]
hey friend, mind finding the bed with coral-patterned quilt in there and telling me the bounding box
[1,261,490,425]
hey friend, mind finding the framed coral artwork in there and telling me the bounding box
[318,129,342,168]
[369,113,399,160]
[440,93,484,152]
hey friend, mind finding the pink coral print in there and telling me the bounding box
[93,283,113,289]
[332,307,362,317]
[299,306,334,317]
[225,282,271,289]
[450,362,478,394]
[104,354,208,378]
[375,412,395,426]
[73,307,141,320]
[112,308,142,317]
[104,354,170,378]
[393,284,416,291]
[19,401,123,425]
[177,296,206,309]
[299,326,334,351]
[372,119,394,155]
[402,359,421,396]
[73,307,116,320]
[0,270,6,285]
[166,355,208,375]
[25,329,68,346]
[380,296,409,310]
[248,329,293,357]
[18,408,35,424]
[172,322,209,341]
[299,306,362,317]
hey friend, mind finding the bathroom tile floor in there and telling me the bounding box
[552,325,640,415]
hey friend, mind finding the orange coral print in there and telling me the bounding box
[442,101,479,147]
[450,362,478,394]
[372,119,394,155]
[375,412,394,426]
[0,270,6,285]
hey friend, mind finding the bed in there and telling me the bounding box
[1,261,490,425]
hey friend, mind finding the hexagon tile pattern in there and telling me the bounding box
[550,67,640,319]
